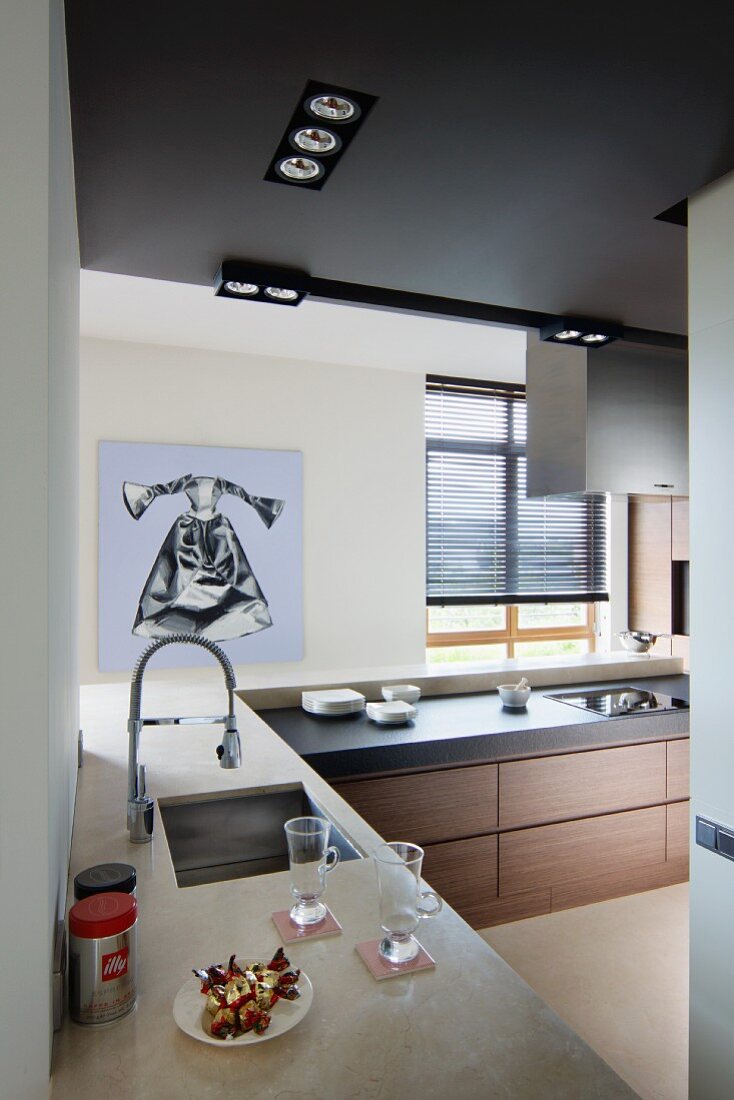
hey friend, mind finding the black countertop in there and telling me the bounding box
[260,675,690,779]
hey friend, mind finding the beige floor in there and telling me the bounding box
[480,884,689,1100]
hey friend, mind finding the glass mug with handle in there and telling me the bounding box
[284,816,340,926]
[373,842,443,964]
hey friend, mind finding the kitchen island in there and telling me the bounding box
[258,672,690,928]
[51,680,637,1099]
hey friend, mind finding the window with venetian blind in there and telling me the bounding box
[426,375,608,607]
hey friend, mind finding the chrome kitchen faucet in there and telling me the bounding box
[127,634,241,843]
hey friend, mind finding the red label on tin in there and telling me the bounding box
[101,947,129,981]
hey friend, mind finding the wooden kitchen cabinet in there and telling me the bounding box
[672,497,690,560]
[666,800,690,867]
[628,496,673,644]
[498,805,667,896]
[421,835,498,927]
[628,494,690,666]
[333,737,690,929]
[332,763,498,846]
[498,742,666,830]
[667,738,690,801]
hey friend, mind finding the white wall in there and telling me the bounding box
[80,338,428,684]
[688,169,734,1099]
[0,1,79,1095]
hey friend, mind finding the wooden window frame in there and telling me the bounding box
[426,604,596,658]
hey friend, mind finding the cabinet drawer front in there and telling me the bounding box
[667,739,690,801]
[499,805,667,896]
[333,764,498,846]
[498,742,667,830]
[422,835,498,926]
[667,800,689,865]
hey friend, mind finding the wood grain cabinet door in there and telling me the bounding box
[332,764,498,846]
[498,742,667,830]
[498,805,667,896]
[667,801,690,866]
[628,496,673,638]
[672,498,690,560]
[667,739,690,801]
[422,835,498,927]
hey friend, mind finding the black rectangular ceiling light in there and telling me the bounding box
[264,79,378,191]
[214,261,311,306]
[540,317,623,347]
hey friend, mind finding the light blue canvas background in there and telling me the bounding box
[98,441,303,672]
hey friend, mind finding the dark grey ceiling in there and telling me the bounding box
[64,2,734,337]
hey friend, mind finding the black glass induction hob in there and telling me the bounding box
[546,686,689,718]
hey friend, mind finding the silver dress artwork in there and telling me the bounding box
[123,474,285,641]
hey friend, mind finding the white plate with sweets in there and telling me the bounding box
[173,948,313,1047]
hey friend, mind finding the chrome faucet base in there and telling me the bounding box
[128,797,154,843]
[126,634,241,843]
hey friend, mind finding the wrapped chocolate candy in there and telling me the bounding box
[211,1005,238,1039]
[193,948,300,1040]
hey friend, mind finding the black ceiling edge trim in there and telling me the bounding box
[618,327,687,351]
[306,276,688,350]
[655,199,688,227]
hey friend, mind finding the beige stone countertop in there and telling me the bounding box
[51,681,637,1100]
[238,651,683,709]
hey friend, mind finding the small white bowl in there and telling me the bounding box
[498,684,531,708]
[381,684,421,704]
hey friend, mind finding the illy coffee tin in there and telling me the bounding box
[69,892,138,1025]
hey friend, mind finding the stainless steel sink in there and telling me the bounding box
[159,784,364,888]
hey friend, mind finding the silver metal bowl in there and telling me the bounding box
[617,630,667,654]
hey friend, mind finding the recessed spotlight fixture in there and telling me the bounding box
[276,156,324,182]
[306,94,359,122]
[291,127,339,155]
[265,286,300,301]
[264,80,378,190]
[214,261,310,306]
[540,318,622,347]
[580,332,610,344]
[223,281,259,296]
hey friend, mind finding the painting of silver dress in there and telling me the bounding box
[123,474,285,641]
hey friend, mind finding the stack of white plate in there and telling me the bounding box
[381,684,421,704]
[366,701,417,725]
[302,689,366,716]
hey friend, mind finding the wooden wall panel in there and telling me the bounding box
[498,742,666,830]
[499,806,667,896]
[628,496,672,635]
[421,835,498,927]
[667,739,690,801]
[333,764,498,846]
[672,498,690,561]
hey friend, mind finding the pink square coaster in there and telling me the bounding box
[271,907,343,943]
[355,939,436,981]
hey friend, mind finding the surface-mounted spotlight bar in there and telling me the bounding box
[264,79,378,191]
[540,317,623,347]
[214,261,311,306]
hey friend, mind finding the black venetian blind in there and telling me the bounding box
[426,376,608,604]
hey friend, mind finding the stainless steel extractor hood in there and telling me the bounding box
[526,339,688,497]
